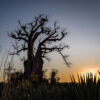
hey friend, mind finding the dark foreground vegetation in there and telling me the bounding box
[1,72,100,100]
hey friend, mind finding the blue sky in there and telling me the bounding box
[0,0,100,82]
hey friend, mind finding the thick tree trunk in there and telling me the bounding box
[24,57,43,79]
[24,41,34,79]
[32,56,43,75]
[24,60,32,79]
[31,56,43,82]
[24,42,43,80]
[28,41,34,61]
[32,49,43,76]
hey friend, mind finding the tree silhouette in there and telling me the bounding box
[9,14,70,79]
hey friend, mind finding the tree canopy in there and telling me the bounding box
[9,14,71,78]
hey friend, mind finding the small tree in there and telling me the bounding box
[50,69,59,85]
[9,14,71,79]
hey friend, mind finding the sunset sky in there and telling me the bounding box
[0,0,100,82]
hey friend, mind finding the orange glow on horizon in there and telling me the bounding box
[58,65,99,83]
[81,67,98,75]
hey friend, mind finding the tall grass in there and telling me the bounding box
[2,72,100,100]
[70,72,100,100]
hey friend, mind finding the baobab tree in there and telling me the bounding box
[9,15,71,79]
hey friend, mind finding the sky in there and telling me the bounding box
[0,0,100,82]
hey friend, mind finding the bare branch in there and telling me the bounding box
[32,31,43,42]
[39,32,55,46]
[18,20,29,36]
[9,32,28,42]
[10,40,28,55]
[10,47,28,55]
[30,15,48,38]
[48,29,68,42]
[58,50,71,67]
[41,45,68,52]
